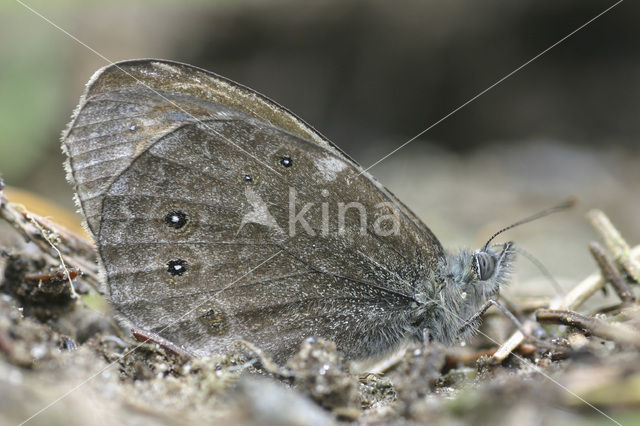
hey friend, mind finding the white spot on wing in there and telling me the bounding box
[315,156,347,182]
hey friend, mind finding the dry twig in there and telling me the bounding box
[0,191,100,293]
[589,241,635,303]
[492,209,639,363]
[588,209,640,284]
[536,308,640,349]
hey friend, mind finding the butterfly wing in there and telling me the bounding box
[62,59,445,361]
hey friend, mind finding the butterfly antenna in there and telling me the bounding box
[483,197,576,251]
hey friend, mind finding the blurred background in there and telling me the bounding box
[1,0,638,302]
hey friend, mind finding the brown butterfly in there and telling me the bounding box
[62,59,514,363]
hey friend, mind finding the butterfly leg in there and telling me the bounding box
[459,299,534,340]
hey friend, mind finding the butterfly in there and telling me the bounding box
[62,59,513,363]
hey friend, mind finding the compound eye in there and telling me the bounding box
[475,252,495,281]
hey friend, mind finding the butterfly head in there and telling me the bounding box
[442,198,575,309]
[450,198,575,302]
[412,241,515,345]
[474,242,514,286]
[417,200,574,345]
[452,241,515,298]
